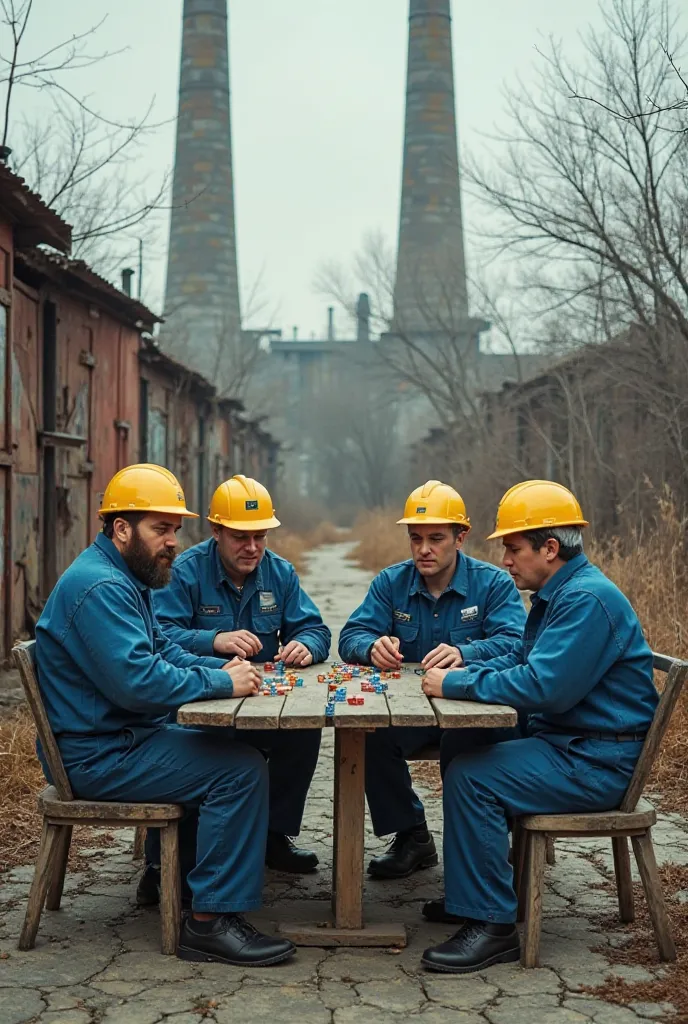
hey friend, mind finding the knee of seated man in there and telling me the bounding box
[206,738,270,789]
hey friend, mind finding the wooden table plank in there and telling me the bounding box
[431,697,517,729]
[280,686,327,729]
[385,672,439,728]
[334,693,390,728]
[235,693,286,730]
[177,696,245,727]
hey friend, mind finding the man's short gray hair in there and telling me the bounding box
[522,526,584,562]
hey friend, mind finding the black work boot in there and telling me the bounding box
[177,913,296,966]
[265,833,318,873]
[421,920,520,974]
[422,897,463,925]
[136,864,192,910]
[368,825,438,879]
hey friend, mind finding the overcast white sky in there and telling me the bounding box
[11,0,676,338]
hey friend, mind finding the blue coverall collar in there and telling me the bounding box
[93,533,149,592]
[211,537,265,594]
[532,552,589,604]
[410,550,468,598]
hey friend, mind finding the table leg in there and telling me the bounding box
[332,729,365,928]
[279,727,407,947]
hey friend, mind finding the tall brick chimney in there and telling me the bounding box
[393,0,468,334]
[162,0,241,385]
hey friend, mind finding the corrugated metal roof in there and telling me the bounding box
[0,163,72,252]
[15,248,160,331]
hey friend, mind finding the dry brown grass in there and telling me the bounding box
[268,530,308,574]
[348,508,411,572]
[306,521,349,548]
[0,709,44,872]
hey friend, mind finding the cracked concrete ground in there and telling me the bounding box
[0,542,683,1023]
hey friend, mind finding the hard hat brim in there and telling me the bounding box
[207,515,282,531]
[397,516,471,528]
[486,518,589,541]
[98,504,199,518]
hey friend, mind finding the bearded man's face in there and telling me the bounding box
[120,515,180,589]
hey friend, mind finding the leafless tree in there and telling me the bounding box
[0,1,168,274]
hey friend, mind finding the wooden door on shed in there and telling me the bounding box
[54,321,92,577]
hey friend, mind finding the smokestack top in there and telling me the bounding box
[121,268,135,297]
[327,306,335,342]
[409,0,451,17]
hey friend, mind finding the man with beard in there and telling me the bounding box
[35,464,296,967]
[339,481,526,881]
[151,474,329,879]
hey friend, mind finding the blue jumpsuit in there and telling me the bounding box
[35,533,268,914]
[153,539,330,836]
[338,553,526,835]
[441,553,657,923]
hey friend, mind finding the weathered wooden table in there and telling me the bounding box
[177,663,516,948]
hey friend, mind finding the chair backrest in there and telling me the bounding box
[620,652,688,812]
[12,639,73,801]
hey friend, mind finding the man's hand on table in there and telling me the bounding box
[221,658,262,696]
[421,643,463,670]
[213,629,262,658]
[370,635,404,670]
[276,641,313,667]
[421,665,464,698]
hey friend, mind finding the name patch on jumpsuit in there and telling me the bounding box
[393,609,412,623]
[259,591,278,613]
[199,605,222,615]
[461,605,479,622]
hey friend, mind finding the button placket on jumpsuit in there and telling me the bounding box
[439,554,658,923]
[153,540,331,837]
[338,553,527,836]
[35,534,269,913]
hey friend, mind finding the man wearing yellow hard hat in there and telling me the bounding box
[419,480,658,974]
[153,474,330,875]
[35,465,295,967]
[339,480,526,880]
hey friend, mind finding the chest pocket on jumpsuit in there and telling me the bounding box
[449,622,482,648]
[393,621,421,662]
[254,613,281,662]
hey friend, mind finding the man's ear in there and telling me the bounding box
[543,537,560,562]
[112,517,131,544]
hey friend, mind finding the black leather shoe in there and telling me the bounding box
[368,831,438,879]
[422,898,463,925]
[177,914,296,966]
[265,833,318,873]
[136,865,192,911]
[422,921,520,974]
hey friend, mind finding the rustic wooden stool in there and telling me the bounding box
[515,652,688,968]
[12,640,184,955]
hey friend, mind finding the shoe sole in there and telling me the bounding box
[421,945,520,974]
[368,853,439,880]
[177,944,296,967]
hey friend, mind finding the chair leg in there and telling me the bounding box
[522,832,547,968]
[133,825,146,861]
[45,825,72,912]
[545,837,556,866]
[18,820,62,950]
[512,823,527,922]
[631,831,676,962]
[612,836,635,923]
[159,822,181,955]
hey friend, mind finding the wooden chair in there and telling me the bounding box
[515,652,688,968]
[12,640,184,955]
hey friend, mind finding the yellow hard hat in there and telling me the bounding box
[208,475,281,531]
[98,464,198,518]
[397,480,471,528]
[487,480,589,540]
